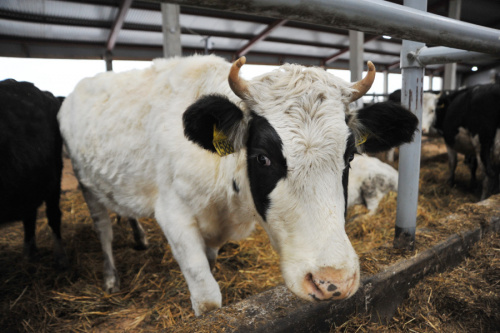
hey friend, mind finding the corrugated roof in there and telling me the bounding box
[0,0,498,78]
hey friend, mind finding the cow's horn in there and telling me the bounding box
[229,56,249,99]
[349,61,376,102]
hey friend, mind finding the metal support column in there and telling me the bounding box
[444,0,461,90]
[394,0,427,250]
[104,51,113,72]
[349,30,364,108]
[349,30,364,82]
[161,3,182,58]
[383,70,389,99]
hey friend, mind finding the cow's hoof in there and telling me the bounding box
[103,270,120,293]
[134,237,149,251]
[24,242,40,262]
[193,301,221,316]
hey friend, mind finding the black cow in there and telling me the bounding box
[0,79,67,267]
[434,83,500,199]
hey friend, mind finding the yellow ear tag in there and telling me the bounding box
[213,125,235,156]
[356,133,369,147]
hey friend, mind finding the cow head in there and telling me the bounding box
[184,57,418,302]
[421,93,439,136]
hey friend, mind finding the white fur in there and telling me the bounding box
[58,55,362,315]
[348,154,398,214]
[421,93,439,135]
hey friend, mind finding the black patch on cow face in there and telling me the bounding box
[343,132,356,215]
[247,113,287,221]
[183,94,243,153]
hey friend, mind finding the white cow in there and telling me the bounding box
[385,92,439,162]
[348,154,398,214]
[58,55,418,315]
[421,92,439,136]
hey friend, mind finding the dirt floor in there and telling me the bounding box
[1,137,498,332]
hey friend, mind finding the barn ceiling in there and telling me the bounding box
[0,0,498,77]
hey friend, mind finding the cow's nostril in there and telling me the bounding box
[302,268,359,301]
[304,272,324,300]
[327,284,337,292]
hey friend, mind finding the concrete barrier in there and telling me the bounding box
[176,195,500,333]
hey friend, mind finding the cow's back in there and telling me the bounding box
[0,79,63,221]
[442,85,499,135]
[58,55,236,218]
[348,154,398,211]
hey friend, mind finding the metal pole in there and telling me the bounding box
[394,0,427,251]
[156,0,500,55]
[350,30,364,109]
[349,31,363,82]
[413,46,499,66]
[161,3,182,58]
[444,0,461,90]
[383,70,389,99]
[104,50,113,72]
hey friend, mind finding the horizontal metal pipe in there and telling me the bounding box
[157,0,500,55]
[413,46,500,66]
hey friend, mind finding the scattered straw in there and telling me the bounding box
[0,137,497,332]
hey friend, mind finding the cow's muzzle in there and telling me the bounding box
[303,267,359,301]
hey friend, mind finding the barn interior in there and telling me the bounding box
[0,0,499,88]
[0,0,499,332]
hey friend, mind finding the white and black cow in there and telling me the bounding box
[384,89,438,162]
[58,55,418,315]
[348,154,398,214]
[0,79,67,268]
[434,84,500,199]
[388,89,439,135]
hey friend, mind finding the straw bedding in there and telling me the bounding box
[1,137,498,332]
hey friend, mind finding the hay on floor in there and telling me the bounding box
[1,137,496,332]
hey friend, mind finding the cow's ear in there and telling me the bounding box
[183,94,248,155]
[350,101,419,153]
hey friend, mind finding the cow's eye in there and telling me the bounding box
[348,153,354,162]
[257,154,271,166]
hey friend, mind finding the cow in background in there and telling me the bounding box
[0,79,67,268]
[348,154,398,214]
[59,55,418,315]
[385,89,438,162]
[434,84,500,199]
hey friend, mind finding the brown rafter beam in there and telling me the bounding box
[107,0,133,51]
[323,35,380,65]
[236,19,288,57]
[388,60,401,70]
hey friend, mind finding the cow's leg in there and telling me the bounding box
[45,186,69,269]
[22,208,38,260]
[155,195,221,316]
[446,145,458,185]
[479,143,498,200]
[465,155,478,189]
[206,246,219,272]
[80,186,120,293]
[128,218,149,250]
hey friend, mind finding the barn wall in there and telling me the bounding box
[463,65,500,87]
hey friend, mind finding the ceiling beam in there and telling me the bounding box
[323,35,379,65]
[107,0,133,51]
[236,19,288,57]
